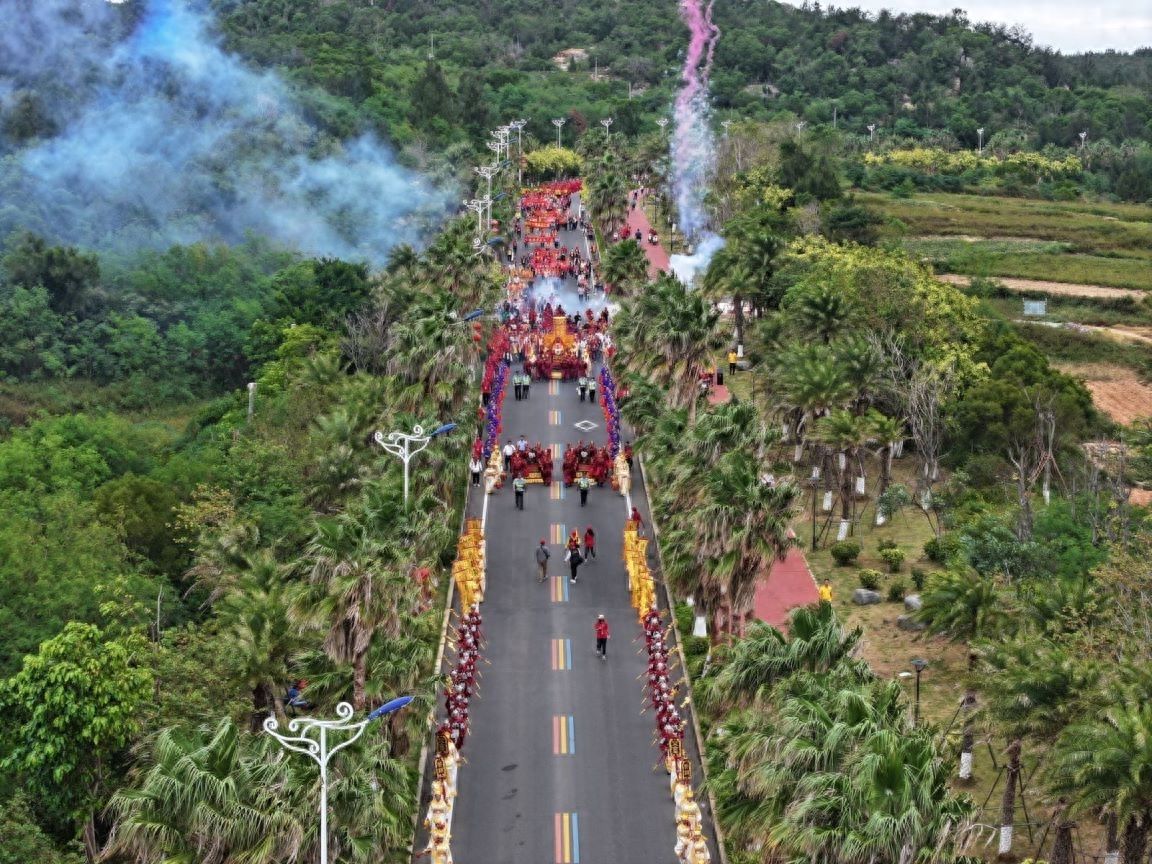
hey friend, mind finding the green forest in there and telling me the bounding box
[1,0,1151,861]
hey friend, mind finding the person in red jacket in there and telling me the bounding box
[584,526,596,560]
[595,614,610,660]
[629,506,645,537]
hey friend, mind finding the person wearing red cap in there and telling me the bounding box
[595,614,610,659]
[535,539,551,582]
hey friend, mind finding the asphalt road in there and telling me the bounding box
[422,200,715,864]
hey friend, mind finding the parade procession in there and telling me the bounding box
[416,178,714,863]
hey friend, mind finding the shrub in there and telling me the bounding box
[829,540,862,566]
[877,537,898,551]
[858,569,883,591]
[887,579,907,602]
[879,547,906,572]
[924,536,962,563]
[911,567,927,591]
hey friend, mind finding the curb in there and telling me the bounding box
[408,468,470,862]
[639,453,731,864]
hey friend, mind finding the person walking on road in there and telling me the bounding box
[535,539,551,582]
[577,375,588,402]
[578,473,591,506]
[469,456,483,487]
[595,614,610,659]
[584,526,596,560]
[588,374,597,404]
[630,505,645,537]
[513,373,521,401]
[523,372,531,400]
[502,440,514,472]
[568,546,584,583]
[513,474,526,510]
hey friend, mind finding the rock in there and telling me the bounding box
[904,594,923,612]
[852,588,882,605]
[897,614,927,632]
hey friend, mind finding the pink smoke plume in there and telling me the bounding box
[669,0,721,283]
[672,0,720,240]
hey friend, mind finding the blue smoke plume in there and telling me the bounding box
[0,0,446,262]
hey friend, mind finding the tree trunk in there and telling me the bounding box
[353,650,368,711]
[1050,804,1074,864]
[1121,813,1148,864]
[733,293,745,349]
[958,690,977,784]
[83,812,99,864]
[997,737,1022,861]
[388,709,411,757]
[1104,812,1120,864]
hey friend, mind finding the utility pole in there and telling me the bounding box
[552,117,566,148]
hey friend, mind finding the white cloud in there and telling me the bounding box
[780,0,1152,53]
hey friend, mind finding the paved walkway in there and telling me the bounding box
[428,195,716,863]
[623,192,670,280]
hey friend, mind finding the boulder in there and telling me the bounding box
[897,614,927,632]
[904,594,923,612]
[852,588,882,605]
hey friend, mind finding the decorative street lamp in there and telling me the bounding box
[867,123,876,144]
[656,118,670,133]
[795,120,806,135]
[264,697,413,864]
[1079,129,1088,149]
[463,197,490,242]
[374,423,457,507]
[977,127,985,156]
[721,119,732,136]
[552,117,567,148]
[600,116,613,142]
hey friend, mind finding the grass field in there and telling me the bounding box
[859,190,1152,292]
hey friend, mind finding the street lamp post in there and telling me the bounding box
[463,197,489,241]
[911,658,928,726]
[264,697,413,864]
[795,120,806,135]
[867,123,876,145]
[1079,129,1088,149]
[509,119,527,184]
[552,117,566,148]
[600,116,613,142]
[374,423,457,507]
[656,117,670,133]
[721,119,732,137]
[977,127,985,156]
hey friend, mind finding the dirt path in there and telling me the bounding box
[940,273,1144,300]
[1058,363,1152,424]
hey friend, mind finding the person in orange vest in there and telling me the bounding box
[595,614,610,660]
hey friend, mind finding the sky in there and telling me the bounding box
[780,0,1152,53]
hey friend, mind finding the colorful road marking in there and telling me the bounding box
[549,409,562,426]
[548,380,560,396]
[550,481,565,500]
[554,812,580,863]
[550,523,566,544]
[552,715,576,755]
[551,638,572,670]
[550,575,570,603]
[551,442,563,461]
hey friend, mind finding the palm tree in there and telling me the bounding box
[587,161,628,233]
[614,274,720,418]
[601,239,649,295]
[784,281,857,344]
[867,411,905,512]
[699,604,865,712]
[214,550,301,729]
[294,513,417,711]
[813,409,869,531]
[669,451,799,639]
[1049,702,1152,864]
[773,343,852,460]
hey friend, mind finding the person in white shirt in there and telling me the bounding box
[470,457,483,487]
[502,441,514,472]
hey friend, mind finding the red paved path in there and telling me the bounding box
[623,193,670,280]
